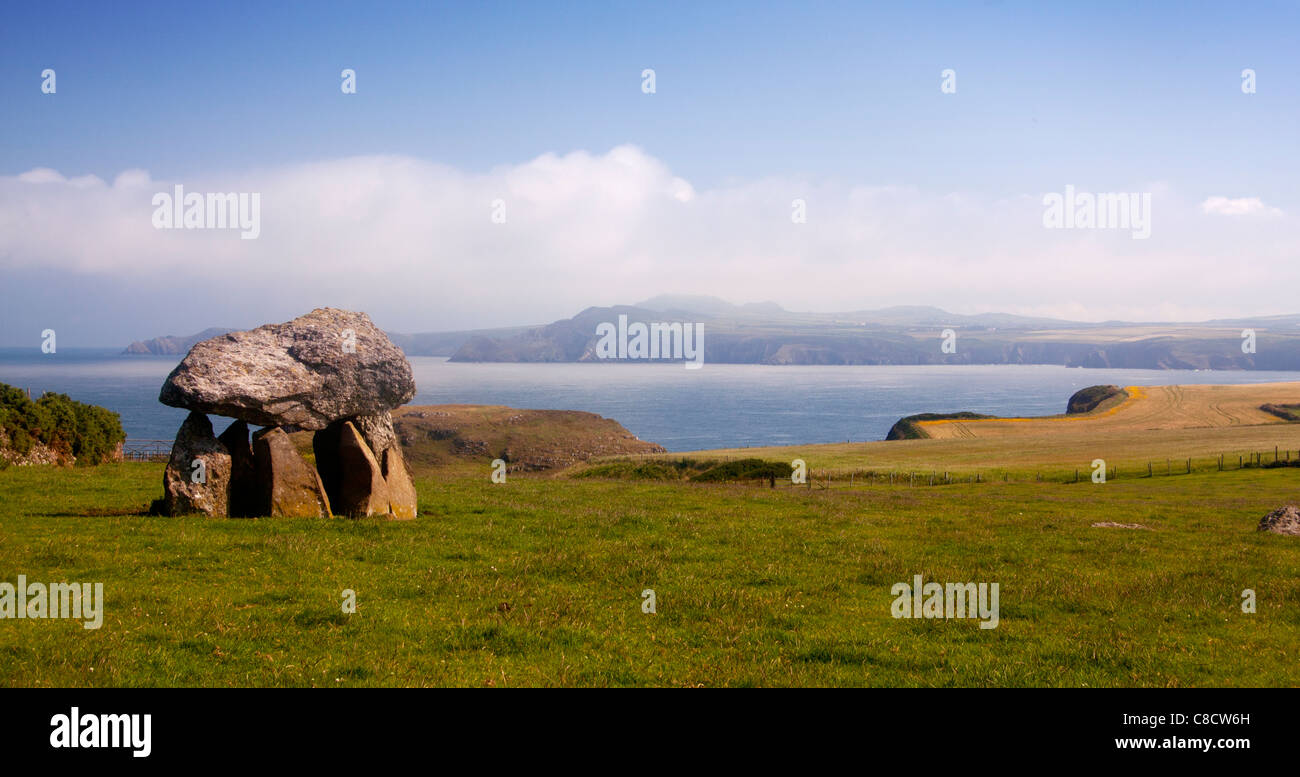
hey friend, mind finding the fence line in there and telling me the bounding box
[743,445,1300,490]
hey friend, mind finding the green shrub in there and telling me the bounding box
[690,458,790,482]
[0,382,125,465]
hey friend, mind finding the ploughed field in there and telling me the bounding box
[1,459,1297,687]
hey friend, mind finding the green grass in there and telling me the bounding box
[1,462,1299,686]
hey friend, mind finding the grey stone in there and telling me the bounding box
[163,411,231,516]
[1258,505,1300,536]
[159,308,415,431]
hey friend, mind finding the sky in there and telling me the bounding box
[1,0,1298,346]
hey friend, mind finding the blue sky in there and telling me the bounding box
[2,1,1298,345]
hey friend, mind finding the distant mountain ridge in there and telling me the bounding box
[449,298,1300,370]
[124,299,1300,370]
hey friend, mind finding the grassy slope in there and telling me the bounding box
[2,462,1298,687]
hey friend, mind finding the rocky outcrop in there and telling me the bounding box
[252,428,331,518]
[155,309,418,519]
[390,405,665,470]
[885,412,996,441]
[159,308,415,431]
[1258,505,1300,536]
[1067,385,1126,415]
[162,411,231,516]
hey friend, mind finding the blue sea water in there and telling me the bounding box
[2,349,1298,452]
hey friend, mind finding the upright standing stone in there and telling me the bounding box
[218,420,257,518]
[353,412,418,519]
[252,427,332,518]
[163,411,231,516]
[314,415,417,519]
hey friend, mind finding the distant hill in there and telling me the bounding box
[447,300,1300,370]
[122,328,234,355]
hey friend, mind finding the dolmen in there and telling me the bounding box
[155,308,418,519]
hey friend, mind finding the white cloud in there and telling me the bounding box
[1200,196,1282,217]
[0,146,1297,330]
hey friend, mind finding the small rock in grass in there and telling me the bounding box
[1257,505,1300,536]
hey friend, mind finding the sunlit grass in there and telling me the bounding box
[0,461,1297,686]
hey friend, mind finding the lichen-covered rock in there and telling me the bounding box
[1258,505,1300,536]
[252,427,332,518]
[163,411,231,516]
[159,308,415,431]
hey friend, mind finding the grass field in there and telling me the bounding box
[2,458,1298,687]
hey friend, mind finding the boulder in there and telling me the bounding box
[314,416,417,519]
[217,420,257,518]
[159,308,416,431]
[252,427,332,518]
[163,411,231,516]
[1257,505,1300,536]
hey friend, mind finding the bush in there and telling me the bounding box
[0,382,125,465]
[690,458,790,482]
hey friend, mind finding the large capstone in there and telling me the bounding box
[158,308,415,431]
[162,411,231,516]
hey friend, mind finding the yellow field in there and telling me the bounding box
[919,382,1300,439]
[647,382,1300,479]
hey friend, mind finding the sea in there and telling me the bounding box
[2,349,1298,452]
